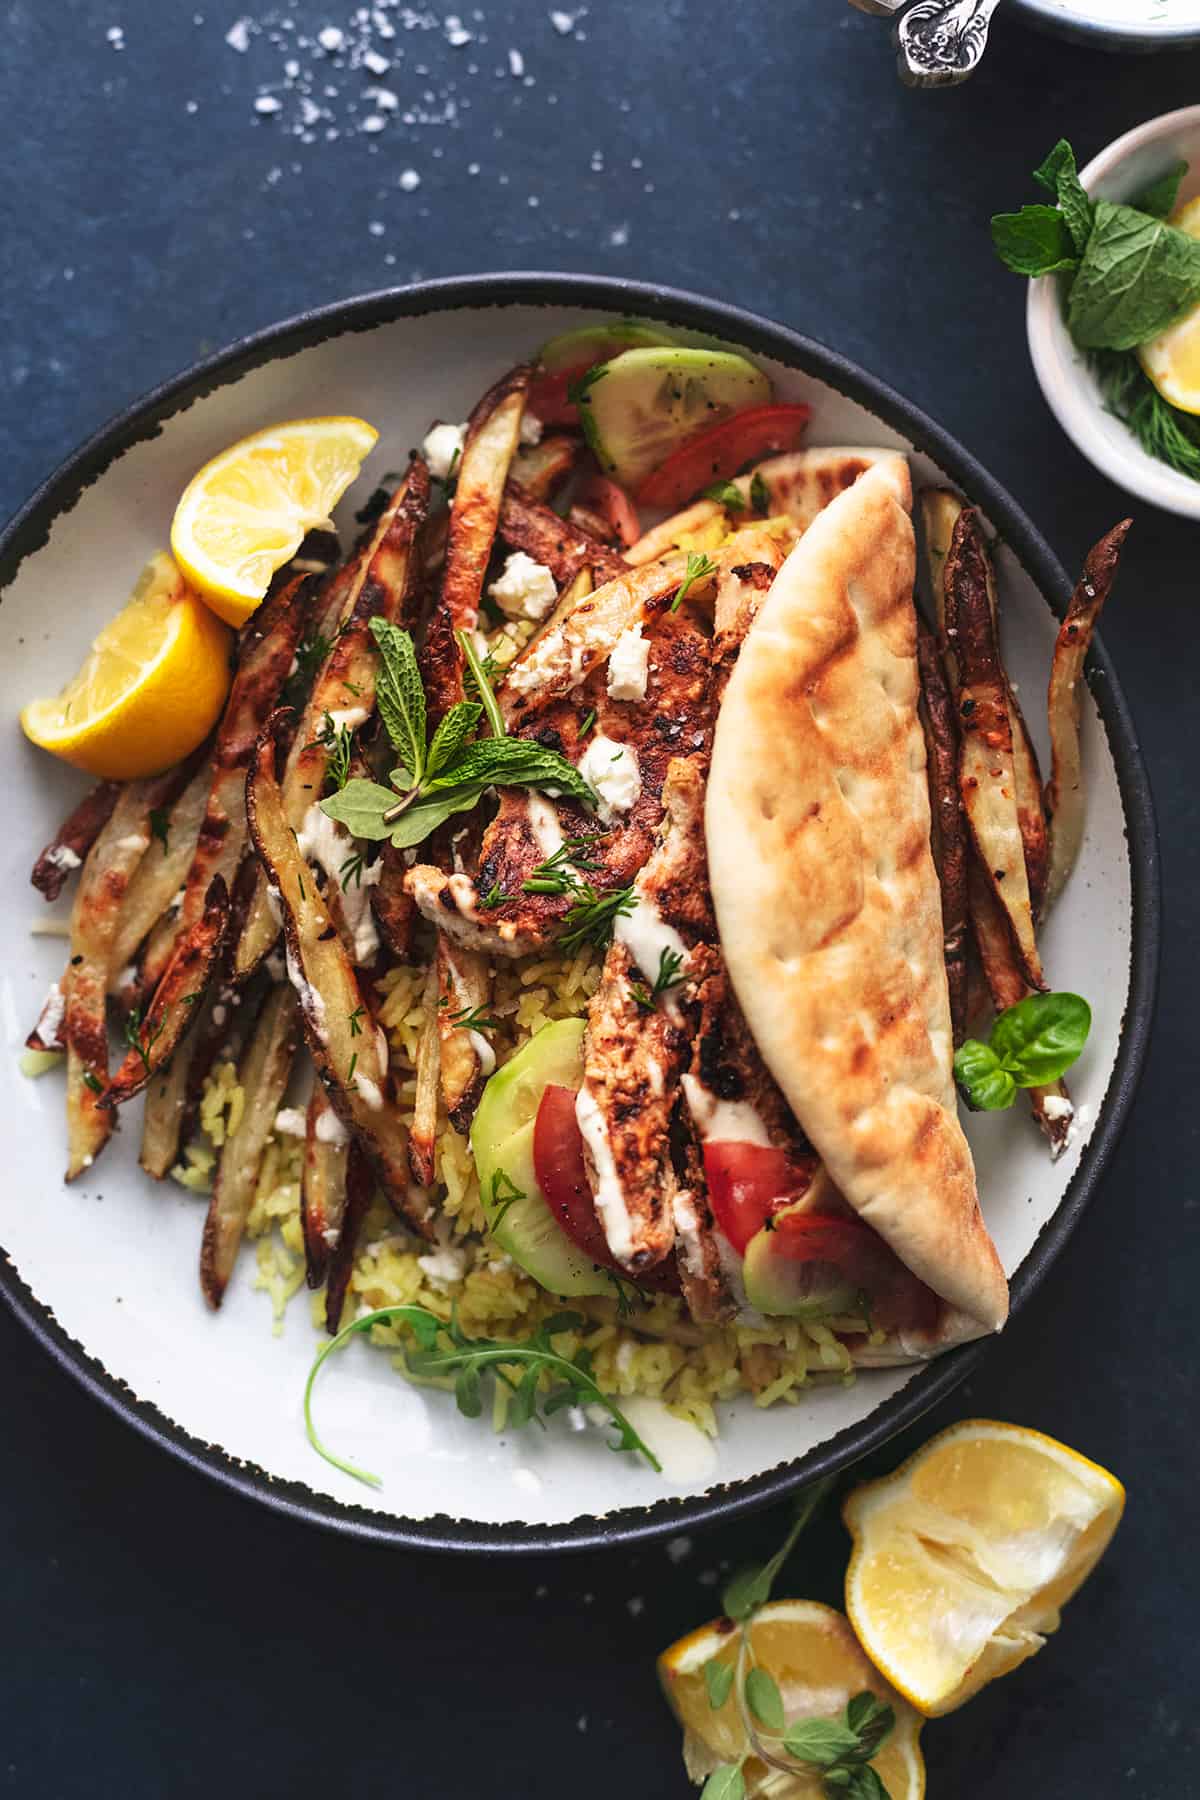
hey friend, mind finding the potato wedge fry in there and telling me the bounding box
[323,1142,372,1335]
[499,483,627,586]
[370,843,416,961]
[235,462,430,979]
[409,961,441,1188]
[199,983,299,1307]
[945,509,1045,992]
[917,628,970,1045]
[423,365,531,720]
[32,779,120,901]
[108,757,213,992]
[62,779,174,1179]
[246,718,429,1231]
[100,875,230,1110]
[1043,520,1131,914]
[967,859,1072,1157]
[510,432,579,501]
[301,1081,350,1289]
[437,935,491,1133]
[500,552,688,728]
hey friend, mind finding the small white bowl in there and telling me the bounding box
[1026,104,1200,519]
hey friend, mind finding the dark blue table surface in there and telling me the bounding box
[2,5,1197,1796]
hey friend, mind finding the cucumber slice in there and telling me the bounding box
[579,346,772,490]
[742,1219,859,1321]
[537,318,676,374]
[471,1018,609,1298]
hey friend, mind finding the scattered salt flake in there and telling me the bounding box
[185,99,198,112]
[698,1568,719,1588]
[467,161,480,175]
[255,94,283,114]
[366,85,399,109]
[361,113,387,131]
[363,48,391,73]
[317,25,345,52]
[577,1716,589,1734]
[398,167,421,190]
[608,223,629,247]
[368,219,385,235]
[626,1595,645,1617]
[535,1584,548,1598]
[666,1535,693,1564]
[445,14,472,45]
[507,46,524,75]
[549,9,576,33]
[225,18,252,52]
[106,25,125,48]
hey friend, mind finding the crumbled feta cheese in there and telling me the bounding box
[467,1030,496,1078]
[295,801,380,965]
[519,410,544,446]
[606,624,650,702]
[488,550,558,621]
[273,1107,308,1137]
[576,734,641,821]
[115,834,148,853]
[422,419,465,478]
[45,845,81,873]
[1041,1095,1073,1121]
[39,982,65,1046]
[417,1244,468,1289]
[326,705,370,733]
[353,1071,384,1110]
[315,1107,349,1146]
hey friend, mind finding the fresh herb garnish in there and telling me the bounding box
[630,945,685,1012]
[1092,346,1200,480]
[566,363,609,406]
[450,1004,501,1032]
[560,881,636,952]
[283,622,341,709]
[346,1051,358,1085]
[570,364,609,456]
[750,469,771,515]
[701,479,747,510]
[303,1303,661,1486]
[522,834,607,893]
[82,1071,104,1095]
[123,1004,165,1076]
[339,849,365,891]
[320,622,594,850]
[487,1167,525,1228]
[480,881,506,908]
[671,550,718,613]
[578,709,596,739]
[149,807,170,854]
[457,627,506,739]
[954,991,1090,1111]
[347,1005,366,1038]
[433,445,462,502]
[306,710,354,792]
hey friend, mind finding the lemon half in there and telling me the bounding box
[1138,196,1200,414]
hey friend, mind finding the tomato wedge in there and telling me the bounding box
[765,1211,939,1336]
[533,1084,678,1294]
[573,471,641,548]
[634,403,812,510]
[702,1140,816,1257]
[527,364,590,428]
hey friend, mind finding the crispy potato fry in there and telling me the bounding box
[100,876,230,1110]
[624,500,723,568]
[323,1142,372,1334]
[31,779,120,901]
[199,983,299,1307]
[500,552,688,729]
[510,432,579,501]
[409,962,441,1188]
[235,462,430,979]
[499,483,627,586]
[917,628,970,1045]
[437,935,491,1133]
[423,365,531,720]
[945,509,1045,992]
[139,1035,195,1181]
[1043,520,1131,914]
[246,718,429,1231]
[301,1081,349,1289]
[108,757,213,993]
[370,842,416,961]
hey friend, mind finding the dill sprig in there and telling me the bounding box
[629,945,685,1013]
[1091,347,1200,482]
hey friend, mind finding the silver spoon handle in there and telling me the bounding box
[897,0,1002,86]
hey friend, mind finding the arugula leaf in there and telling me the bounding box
[319,777,400,841]
[952,1038,1017,1111]
[954,991,1090,1109]
[704,1659,736,1710]
[370,619,427,784]
[699,1765,745,1800]
[1133,160,1188,220]
[702,478,747,510]
[1033,138,1093,255]
[1068,199,1200,349]
[991,205,1079,278]
[744,1667,785,1731]
[425,701,483,780]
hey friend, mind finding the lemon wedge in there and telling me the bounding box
[21,553,232,779]
[1138,196,1200,414]
[843,1419,1125,1718]
[170,416,377,625]
[659,1599,925,1798]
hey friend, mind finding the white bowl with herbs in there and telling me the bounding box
[1016,108,1200,518]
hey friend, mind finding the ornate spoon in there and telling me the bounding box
[895,0,1003,86]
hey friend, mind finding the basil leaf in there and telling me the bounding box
[386,784,494,850]
[425,700,483,780]
[990,991,1091,1086]
[370,619,427,783]
[699,1765,745,1800]
[991,205,1079,278]
[953,1039,1016,1111]
[422,737,595,810]
[1068,199,1200,349]
[1033,138,1093,255]
[782,1718,864,1768]
[319,777,399,841]
[1133,159,1188,220]
[704,1658,735,1710]
[744,1667,785,1731]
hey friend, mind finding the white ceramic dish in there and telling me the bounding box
[0,277,1158,1552]
[1026,106,1200,518]
[1015,0,1200,47]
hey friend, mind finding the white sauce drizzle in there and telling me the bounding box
[526,792,565,861]
[468,1029,496,1078]
[681,1073,772,1147]
[575,1083,633,1264]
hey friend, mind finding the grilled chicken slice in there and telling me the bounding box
[574,759,717,1276]
[406,606,713,957]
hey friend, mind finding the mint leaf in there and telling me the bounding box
[781,1718,864,1768]
[953,1038,1017,1111]
[370,619,427,784]
[699,1765,745,1800]
[1133,160,1188,220]
[989,991,1091,1086]
[425,700,483,780]
[704,1658,735,1710]
[744,1667,785,1731]
[1033,138,1093,255]
[385,784,495,850]
[839,1769,890,1800]
[845,1693,894,1759]
[1068,199,1200,348]
[422,736,595,809]
[991,205,1079,278]
[319,777,398,841]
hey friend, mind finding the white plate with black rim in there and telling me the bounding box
[0,274,1159,1553]
[1014,0,1200,48]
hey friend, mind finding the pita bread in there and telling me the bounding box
[706,456,1008,1333]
